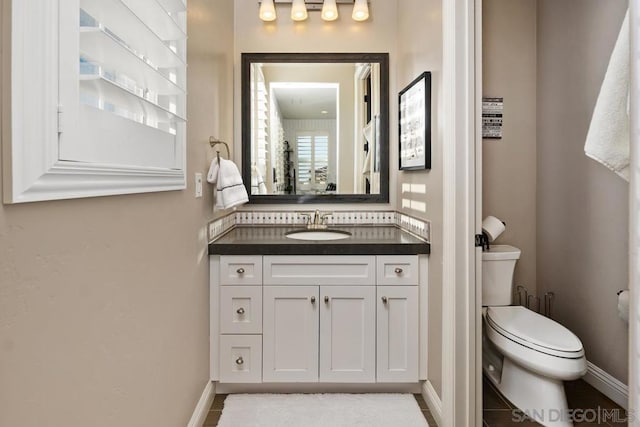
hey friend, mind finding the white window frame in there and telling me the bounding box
[1,0,186,204]
[296,131,329,189]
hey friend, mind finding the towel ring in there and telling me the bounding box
[209,137,230,162]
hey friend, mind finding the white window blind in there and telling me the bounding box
[251,66,269,176]
[62,0,187,168]
[2,0,188,203]
[297,133,329,186]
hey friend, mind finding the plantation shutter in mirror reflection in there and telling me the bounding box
[251,65,269,179]
[296,133,329,187]
[58,0,187,169]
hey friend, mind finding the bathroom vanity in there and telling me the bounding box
[209,225,430,392]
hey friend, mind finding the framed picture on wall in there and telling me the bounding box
[399,71,431,170]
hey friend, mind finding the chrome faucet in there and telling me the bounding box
[299,210,332,229]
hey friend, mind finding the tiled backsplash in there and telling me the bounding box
[208,210,430,242]
[208,214,236,241]
[396,213,430,240]
[235,211,397,226]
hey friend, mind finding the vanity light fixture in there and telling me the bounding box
[259,0,277,21]
[352,0,369,21]
[291,0,308,21]
[321,0,338,21]
[258,1,369,23]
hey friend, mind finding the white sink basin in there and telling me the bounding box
[285,230,352,241]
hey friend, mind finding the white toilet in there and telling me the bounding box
[482,245,587,427]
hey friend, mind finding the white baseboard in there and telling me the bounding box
[187,381,216,427]
[583,361,628,410]
[421,380,442,426]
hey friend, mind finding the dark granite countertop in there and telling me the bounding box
[208,225,430,255]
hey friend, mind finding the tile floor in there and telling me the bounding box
[202,379,625,426]
[483,377,626,426]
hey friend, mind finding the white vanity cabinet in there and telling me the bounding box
[211,254,425,386]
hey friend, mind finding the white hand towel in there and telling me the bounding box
[207,158,249,210]
[584,11,630,181]
[206,156,220,184]
[251,165,268,195]
[362,150,372,175]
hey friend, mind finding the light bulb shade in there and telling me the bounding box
[321,0,339,21]
[352,0,369,21]
[291,0,308,21]
[259,0,277,21]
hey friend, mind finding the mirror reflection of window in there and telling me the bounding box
[296,132,329,193]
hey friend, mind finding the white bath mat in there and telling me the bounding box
[216,393,428,427]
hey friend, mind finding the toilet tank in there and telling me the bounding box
[482,245,521,306]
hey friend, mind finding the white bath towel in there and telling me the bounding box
[251,165,268,195]
[207,157,249,210]
[584,11,630,181]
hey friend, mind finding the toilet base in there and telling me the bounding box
[492,358,572,427]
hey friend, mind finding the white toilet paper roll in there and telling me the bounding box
[617,290,629,323]
[482,215,506,242]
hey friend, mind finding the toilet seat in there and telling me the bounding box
[486,306,584,358]
[484,305,587,381]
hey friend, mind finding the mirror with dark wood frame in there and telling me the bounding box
[242,52,389,204]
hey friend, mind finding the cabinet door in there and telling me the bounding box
[320,286,376,383]
[263,286,319,382]
[377,286,419,382]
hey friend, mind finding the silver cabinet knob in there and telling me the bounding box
[310,296,316,304]
[324,296,329,304]
[381,296,388,304]
[236,307,245,315]
[236,356,244,365]
[237,268,245,274]
[394,267,403,274]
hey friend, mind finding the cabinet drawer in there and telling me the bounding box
[220,256,262,285]
[264,256,375,285]
[376,256,419,285]
[220,287,262,334]
[219,335,262,383]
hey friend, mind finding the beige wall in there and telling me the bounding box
[232,0,397,211]
[482,0,538,296]
[484,0,629,386]
[396,0,443,397]
[193,1,237,221]
[0,1,233,426]
[537,0,628,383]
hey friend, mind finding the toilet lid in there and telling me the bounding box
[486,306,584,355]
